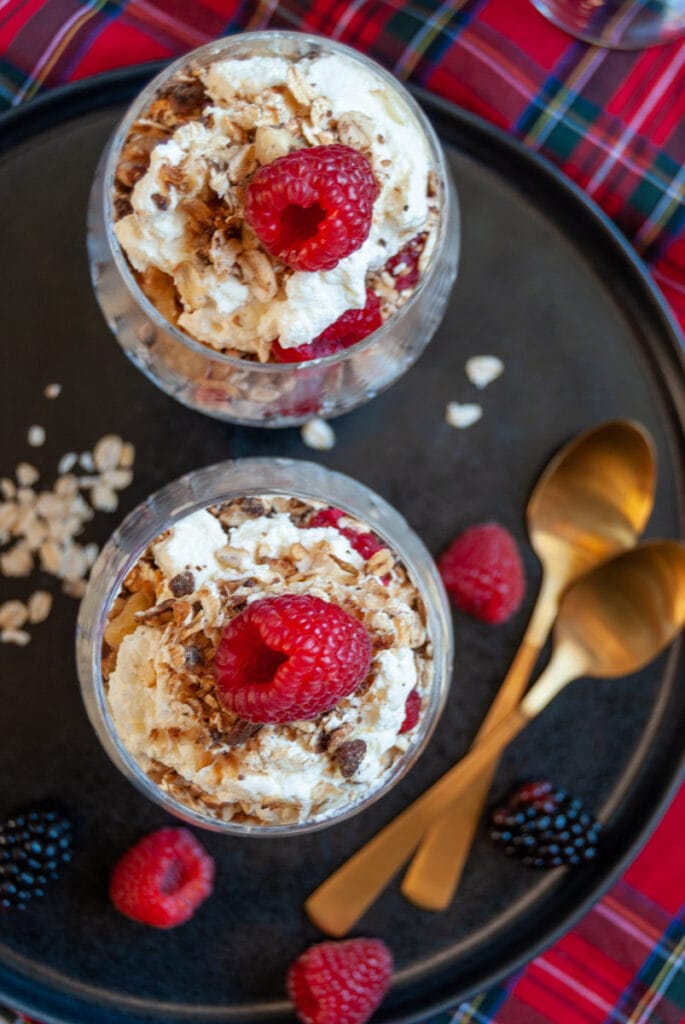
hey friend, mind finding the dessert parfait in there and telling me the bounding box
[77,459,453,834]
[88,32,460,425]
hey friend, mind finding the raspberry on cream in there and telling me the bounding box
[112,51,440,361]
[102,495,434,826]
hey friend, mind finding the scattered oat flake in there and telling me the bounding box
[93,434,124,472]
[103,468,133,491]
[465,355,504,390]
[1,542,33,577]
[0,430,136,634]
[27,425,46,447]
[58,452,78,475]
[0,600,28,630]
[27,590,52,624]
[446,402,483,429]
[1,432,136,632]
[301,418,336,450]
[44,383,62,399]
[1,628,30,647]
[16,462,39,487]
[91,485,118,512]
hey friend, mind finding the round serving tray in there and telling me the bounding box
[0,64,684,1024]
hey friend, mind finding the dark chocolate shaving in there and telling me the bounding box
[335,739,367,778]
[170,571,195,597]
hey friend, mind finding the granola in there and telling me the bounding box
[113,51,441,362]
[103,495,434,826]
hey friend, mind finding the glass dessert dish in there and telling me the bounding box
[87,31,460,427]
[76,458,453,835]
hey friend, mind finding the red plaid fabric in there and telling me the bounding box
[1,3,684,1023]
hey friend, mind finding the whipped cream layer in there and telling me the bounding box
[104,496,433,826]
[114,52,435,357]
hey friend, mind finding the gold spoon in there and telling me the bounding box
[402,419,656,911]
[305,540,685,937]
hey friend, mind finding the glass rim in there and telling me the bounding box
[100,29,456,372]
[76,457,454,836]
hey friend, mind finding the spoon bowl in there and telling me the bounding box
[529,419,657,607]
[547,540,685,682]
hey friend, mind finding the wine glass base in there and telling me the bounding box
[531,0,685,48]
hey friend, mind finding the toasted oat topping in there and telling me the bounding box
[113,54,441,362]
[104,494,433,826]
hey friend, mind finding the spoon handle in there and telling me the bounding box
[400,638,541,911]
[305,704,531,937]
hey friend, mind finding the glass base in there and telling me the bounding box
[531,0,685,48]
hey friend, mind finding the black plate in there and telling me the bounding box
[1,65,684,1024]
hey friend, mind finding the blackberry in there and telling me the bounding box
[490,781,601,868]
[0,804,73,910]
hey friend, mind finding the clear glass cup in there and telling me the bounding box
[531,0,685,47]
[87,31,460,427]
[76,457,454,835]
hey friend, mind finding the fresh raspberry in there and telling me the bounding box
[399,688,421,733]
[214,594,371,723]
[245,145,377,272]
[110,828,214,929]
[287,938,393,1024]
[438,522,525,624]
[384,232,427,291]
[272,290,382,363]
[308,507,385,561]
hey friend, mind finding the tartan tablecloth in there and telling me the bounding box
[1,2,684,1023]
